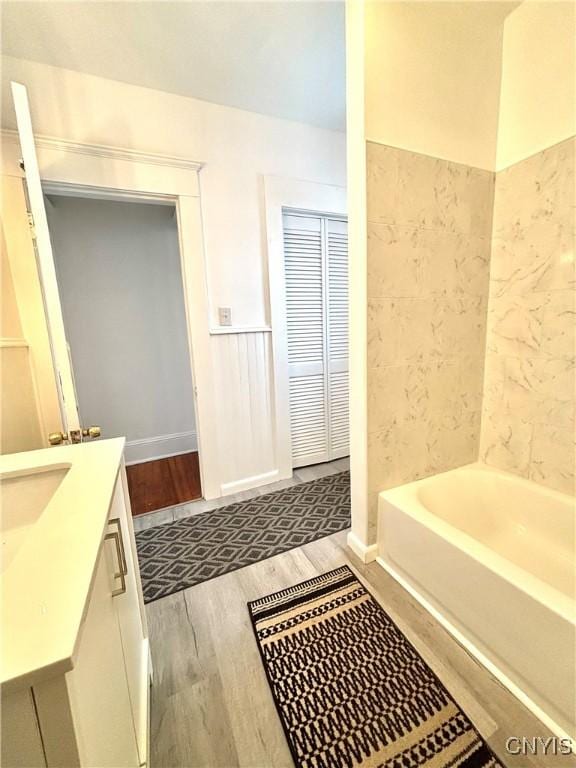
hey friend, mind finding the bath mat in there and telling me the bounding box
[248,565,502,768]
[136,471,350,603]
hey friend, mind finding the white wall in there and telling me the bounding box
[497,1,576,170]
[364,1,510,170]
[1,56,347,328]
[363,1,575,172]
[1,55,346,494]
[45,196,197,463]
[345,0,371,559]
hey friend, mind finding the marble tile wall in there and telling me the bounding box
[480,137,575,495]
[366,142,494,539]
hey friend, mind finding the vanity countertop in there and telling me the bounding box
[1,438,125,692]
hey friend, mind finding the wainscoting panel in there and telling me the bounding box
[211,330,278,495]
[1,344,43,453]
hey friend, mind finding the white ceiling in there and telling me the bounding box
[1,1,346,131]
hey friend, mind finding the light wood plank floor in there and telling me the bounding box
[147,529,574,768]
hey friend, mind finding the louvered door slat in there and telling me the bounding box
[283,212,349,468]
[327,220,349,458]
[283,214,328,467]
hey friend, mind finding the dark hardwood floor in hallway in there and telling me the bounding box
[126,451,202,515]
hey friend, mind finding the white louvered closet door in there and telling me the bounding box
[326,218,350,459]
[283,212,349,468]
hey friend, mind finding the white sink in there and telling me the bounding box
[1,464,70,572]
[1,438,126,691]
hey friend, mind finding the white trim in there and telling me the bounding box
[42,181,176,205]
[209,326,272,335]
[2,128,203,172]
[264,176,347,481]
[3,113,220,499]
[124,430,198,466]
[11,82,80,434]
[0,337,29,348]
[126,430,197,448]
[174,195,219,499]
[220,468,280,497]
[347,531,378,563]
[120,433,199,465]
[125,450,193,466]
[346,0,370,550]
[376,556,575,748]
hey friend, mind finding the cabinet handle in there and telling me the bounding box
[109,518,128,576]
[105,517,128,596]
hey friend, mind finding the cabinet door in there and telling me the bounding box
[110,469,149,766]
[0,688,46,768]
[66,541,140,767]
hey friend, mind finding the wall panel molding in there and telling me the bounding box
[209,326,272,335]
[211,329,278,495]
[2,128,204,172]
[0,337,28,348]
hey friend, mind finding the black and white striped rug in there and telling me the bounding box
[135,471,350,602]
[249,566,502,768]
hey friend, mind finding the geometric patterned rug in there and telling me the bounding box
[135,472,350,603]
[248,565,502,768]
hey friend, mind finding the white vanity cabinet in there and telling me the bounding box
[1,443,150,768]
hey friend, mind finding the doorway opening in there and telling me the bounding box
[44,193,202,515]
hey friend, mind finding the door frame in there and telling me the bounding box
[264,176,347,479]
[43,182,200,469]
[2,130,220,499]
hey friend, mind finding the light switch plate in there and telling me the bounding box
[218,307,232,326]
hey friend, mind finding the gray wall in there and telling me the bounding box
[46,196,196,463]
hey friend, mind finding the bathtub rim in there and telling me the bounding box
[379,462,575,622]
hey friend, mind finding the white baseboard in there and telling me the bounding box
[124,430,197,465]
[347,531,378,563]
[220,469,280,497]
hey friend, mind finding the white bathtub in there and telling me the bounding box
[377,463,575,742]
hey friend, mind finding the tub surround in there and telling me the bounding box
[481,136,576,495]
[366,136,575,545]
[366,142,493,540]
